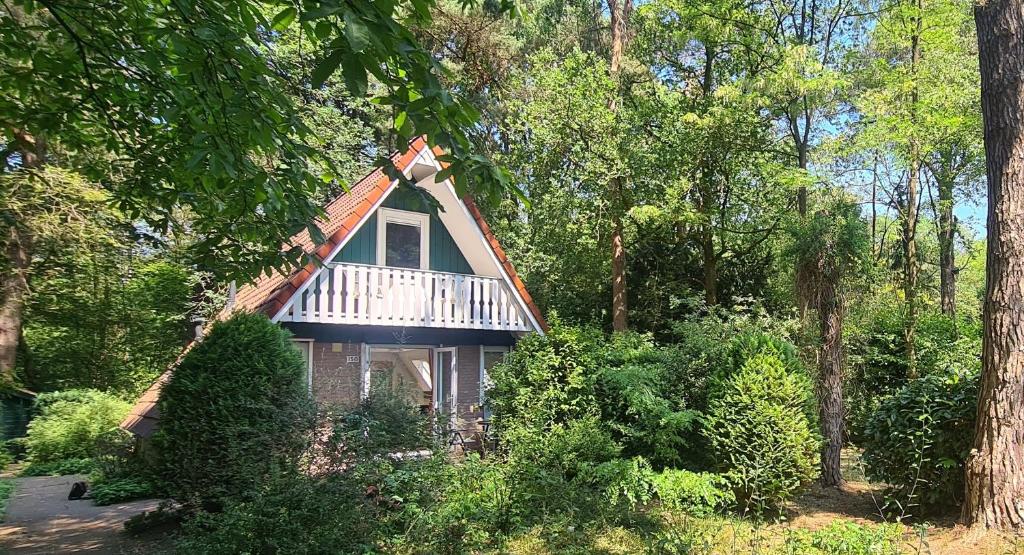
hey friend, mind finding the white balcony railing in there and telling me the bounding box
[278,263,532,331]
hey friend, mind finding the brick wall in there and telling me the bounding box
[311,342,362,409]
[456,345,482,430]
[308,342,494,430]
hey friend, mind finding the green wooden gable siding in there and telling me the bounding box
[332,188,474,274]
[335,213,377,265]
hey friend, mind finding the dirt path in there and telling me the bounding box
[0,475,166,554]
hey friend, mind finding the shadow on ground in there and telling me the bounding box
[0,475,169,554]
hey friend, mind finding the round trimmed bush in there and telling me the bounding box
[156,312,315,508]
[860,368,978,514]
[702,352,819,513]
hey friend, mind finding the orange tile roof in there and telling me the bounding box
[122,137,546,437]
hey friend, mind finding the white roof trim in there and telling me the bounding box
[419,148,544,335]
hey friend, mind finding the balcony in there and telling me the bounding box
[277,263,533,332]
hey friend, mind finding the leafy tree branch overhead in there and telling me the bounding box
[0,0,514,281]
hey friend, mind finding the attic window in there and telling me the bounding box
[377,208,429,269]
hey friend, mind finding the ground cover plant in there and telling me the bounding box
[0,479,14,522]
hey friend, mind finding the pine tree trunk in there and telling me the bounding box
[818,267,845,487]
[937,176,957,318]
[0,226,29,385]
[0,129,41,385]
[963,0,1024,529]
[608,0,631,332]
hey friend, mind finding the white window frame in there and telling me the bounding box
[376,207,430,269]
[434,347,459,424]
[291,339,314,396]
[479,346,509,406]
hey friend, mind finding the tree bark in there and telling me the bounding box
[0,129,42,385]
[0,227,29,385]
[702,230,718,306]
[608,0,631,332]
[817,261,845,488]
[697,46,718,307]
[963,0,1024,530]
[937,175,957,318]
[903,0,923,378]
[611,215,629,330]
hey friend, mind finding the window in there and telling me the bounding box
[291,339,314,395]
[479,346,509,416]
[377,208,429,269]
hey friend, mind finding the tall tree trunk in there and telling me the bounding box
[937,175,957,318]
[796,141,808,217]
[702,230,718,306]
[608,0,631,332]
[0,129,42,384]
[963,0,1024,529]
[697,46,718,307]
[817,259,845,488]
[903,0,923,378]
[871,156,878,259]
[611,215,628,330]
[0,227,29,385]
[795,141,812,319]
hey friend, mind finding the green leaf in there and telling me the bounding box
[435,166,454,183]
[271,7,297,31]
[341,56,368,97]
[311,49,346,89]
[313,21,333,40]
[394,110,408,132]
[343,12,371,53]
[300,6,340,21]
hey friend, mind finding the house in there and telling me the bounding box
[121,137,546,439]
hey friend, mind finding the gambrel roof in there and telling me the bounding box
[122,137,545,437]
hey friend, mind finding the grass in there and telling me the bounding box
[0,479,15,522]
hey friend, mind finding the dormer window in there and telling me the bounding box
[377,208,430,269]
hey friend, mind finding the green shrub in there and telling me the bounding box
[488,324,603,432]
[726,331,804,377]
[19,457,96,476]
[860,368,978,514]
[650,469,734,516]
[576,456,655,509]
[0,444,12,469]
[328,386,432,461]
[489,325,708,470]
[156,313,316,509]
[175,472,377,554]
[594,333,700,469]
[784,521,904,554]
[24,389,129,465]
[177,453,450,554]
[0,480,14,522]
[406,455,516,553]
[702,352,819,514]
[90,476,157,506]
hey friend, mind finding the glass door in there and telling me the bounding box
[433,347,458,420]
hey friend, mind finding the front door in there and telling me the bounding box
[433,347,458,420]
